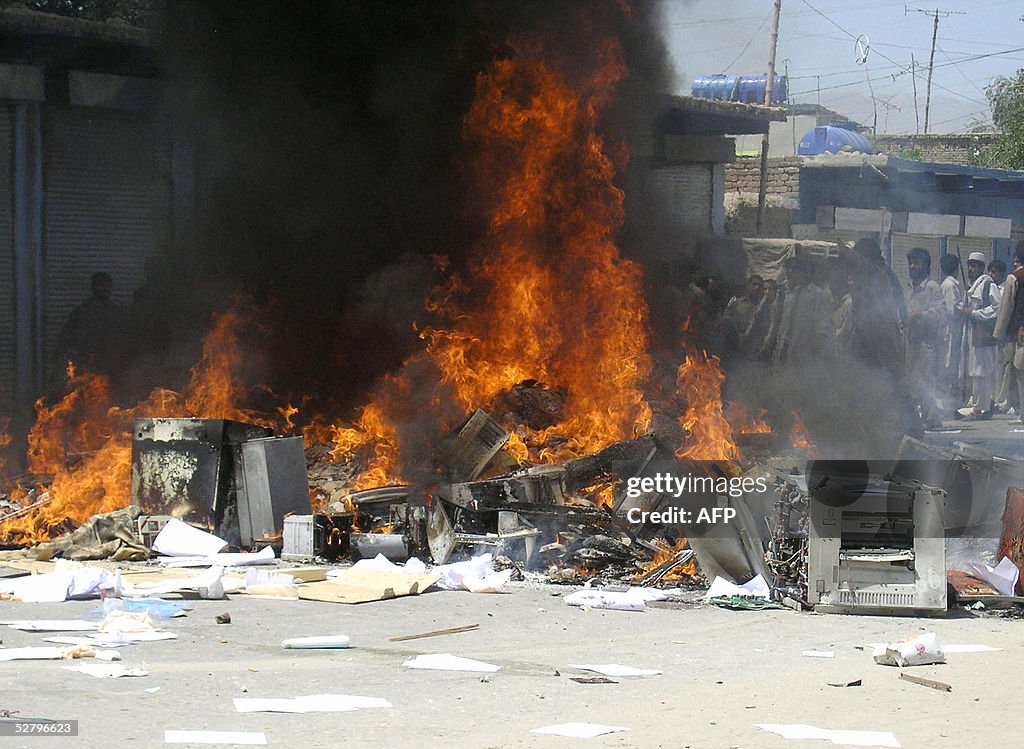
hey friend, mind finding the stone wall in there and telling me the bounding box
[872,133,998,166]
[724,156,801,197]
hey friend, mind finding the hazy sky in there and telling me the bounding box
[662,0,1024,134]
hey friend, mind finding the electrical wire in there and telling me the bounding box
[721,13,770,72]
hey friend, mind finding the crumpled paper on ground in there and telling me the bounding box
[330,553,512,593]
[0,559,117,602]
[967,557,1020,597]
[432,553,513,592]
[564,585,678,612]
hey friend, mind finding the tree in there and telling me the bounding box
[985,69,1024,170]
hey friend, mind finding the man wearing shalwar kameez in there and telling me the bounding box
[959,252,1000,418]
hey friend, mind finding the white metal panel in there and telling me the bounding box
[834,207,884,233]
[906,212,961,236]
[0,106,14,405]
[946,236,992,265]
[964,216,1011,239]
[42,107,171,379]
[891,233,943,288]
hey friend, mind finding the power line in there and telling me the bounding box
[721,12,771,73]
[796,0,913,74]
[937,42,988,99]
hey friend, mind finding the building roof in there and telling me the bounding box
[0,6,149,47]
[655,94,787,137]
[800,152,1024,183]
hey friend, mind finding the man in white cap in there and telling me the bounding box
[958,251,1000,418]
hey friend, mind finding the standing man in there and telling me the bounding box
[774,255,830,366]
[721,275,765,358]
[994,243,1024,423]
[959,252,1000,419]
[59,272,129,378]
[939,253,964,412]
[988,260,1015,413]
[905,248,945,427]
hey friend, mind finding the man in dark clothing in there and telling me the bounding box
[849,238,920,436]
[721,274,764,357]
[59,272,129,377]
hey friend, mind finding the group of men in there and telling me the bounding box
[719,238,1024,435]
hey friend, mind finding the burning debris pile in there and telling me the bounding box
[0,3,815,590]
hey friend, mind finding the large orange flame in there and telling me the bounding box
[0,307,283,545]
[675,349,740,461]
[336,42,653,488]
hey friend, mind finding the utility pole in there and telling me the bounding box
[756,0,782,237]
[911,54,920,134]
[908,7,965,133]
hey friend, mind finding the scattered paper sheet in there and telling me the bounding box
[44,636,129,648]
[328,554,428,576]
[160,545,277,568]
[122,566,235,600]
[233,694,391,713]
[757,724,900,748]
[429,553,512,592]
[564,586,677,612]
[165,730,266,745]
[967,557,1020,597]
[4,620,98,632]
[99,610,158,634]
[569,664,662,677]
[464,568,514,593]
[244,569,298,599]
[91,599,190,619]
[281,635,350,649]
[0,646,88,661]
[705,574,771,600]
[943,644,1003,653]
[530,723,629,738]
[402,653,500,673]
[65,663,149,678]
[802,651,836,658]
[44,631,177,646]
[0,563,115,603]
[152,518,228,557]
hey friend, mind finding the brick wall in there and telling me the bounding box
[872,133,998,165]
[724,156,801,197]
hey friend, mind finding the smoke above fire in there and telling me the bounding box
[153,1,674,408]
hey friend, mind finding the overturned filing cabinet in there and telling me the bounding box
[807,475,946,616]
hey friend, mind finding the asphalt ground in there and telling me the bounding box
[1,581,1021,749]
